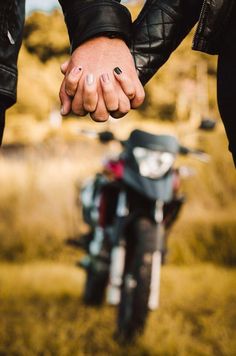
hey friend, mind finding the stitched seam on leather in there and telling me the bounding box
[161,10,166,53]
[0,64,17,77]
[194,0,234,50]
[133,0,156,27]
[157,3,182,20]
[75,25,129,31]
[0,88,16,97]
[146,15,151,73]
[66,1,131,20]
[134,1,180,30]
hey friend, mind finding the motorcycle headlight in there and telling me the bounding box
[133,147,175,179]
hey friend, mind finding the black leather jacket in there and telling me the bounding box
[131,0,235,85]
[0,0,25,108]
[0,0,234,108]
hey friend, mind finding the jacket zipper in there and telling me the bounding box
[192,0,208,46]
[7,30,15,44]
[2,0,16,45]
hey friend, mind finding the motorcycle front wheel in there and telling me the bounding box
[117,218,161,341]
[83,258,109,306]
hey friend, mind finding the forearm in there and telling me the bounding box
[131,0,203,85]
[58,0,132,52]
[0,107,5,145]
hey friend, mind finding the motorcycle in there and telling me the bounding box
[75,127,210,341]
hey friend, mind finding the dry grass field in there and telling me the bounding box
[0,119,235,355]
[0,263,235,355]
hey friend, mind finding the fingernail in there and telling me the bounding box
[114,67,122,75]
[101,73,110,83]
[86,74,94,85]
[60,106,65,115]
[71,66,82,76]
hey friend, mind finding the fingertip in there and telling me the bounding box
[70,66,83,77]
[60,60,69,74]
[114,67,125,82]
[85,73,95,86]
[131,88,145,109]
[100,73,110,84]
[91,111,109,122]
[59,82,72,115]
[65,67,83,97]
[100,73,112,92]
[114,67,123,76]
[61,100,71,116]
[110,111,127,119]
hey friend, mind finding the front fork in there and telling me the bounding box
[148,200,165,310]
[106,191,128,305]
[81,189,128,304]
[107,196,165,310]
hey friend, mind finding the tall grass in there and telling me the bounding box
[0,151,82,261]
[0,123,236,264]
[0,263,235,355]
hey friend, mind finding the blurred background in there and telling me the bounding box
[0,1,236,355]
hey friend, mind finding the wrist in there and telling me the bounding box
[73,36,128,54]
[65,1,132,53]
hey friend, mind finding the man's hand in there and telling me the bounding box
[59,37,145,122]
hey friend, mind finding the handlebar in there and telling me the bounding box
[179,145,210,162]
[77,129,115,142]
[77,129,210,162]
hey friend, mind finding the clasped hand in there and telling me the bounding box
[59,37,145,121]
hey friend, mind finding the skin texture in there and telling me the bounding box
[59,37,145,122]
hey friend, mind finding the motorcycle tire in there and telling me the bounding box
[117,218,158,341]
[83,260,109,306]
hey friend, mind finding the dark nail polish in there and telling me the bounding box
[114,67,122,75]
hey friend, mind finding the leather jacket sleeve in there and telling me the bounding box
[0,0,25,109]
[58,0,132,52]
[131,0,203,85]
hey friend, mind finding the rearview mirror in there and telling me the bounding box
[98,131,115,143]
[199,118,217,131]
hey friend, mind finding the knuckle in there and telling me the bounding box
[73,110,87,116]
[66,76,76,86]
[84,85,96,95]
[84,103,96,112]
[127,91,135,99]
[72,102,84,116]
[121,101,131,112]
[59,90,64,101]
[107,105,119,112]
[65,80,77,94]
[102,84,113,93]
[65,88,75,97]
[105,97,119,111]
[134,93,145,106]
[110,111,126,119]
[91,111,109,122]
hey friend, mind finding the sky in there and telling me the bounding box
[26,0,59,14]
